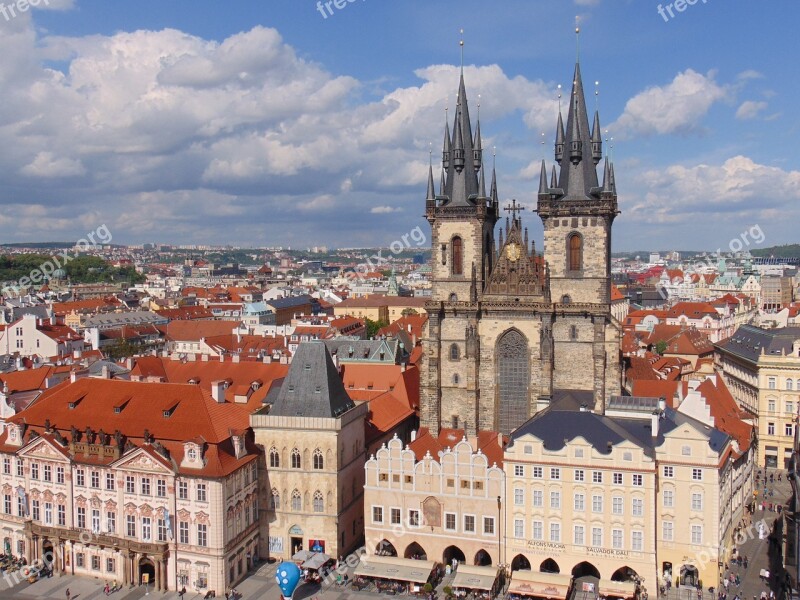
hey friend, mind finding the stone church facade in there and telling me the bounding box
[420,63,621,436]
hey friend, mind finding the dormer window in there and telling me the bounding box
[187,446,197,461]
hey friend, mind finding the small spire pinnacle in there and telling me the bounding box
[490,146,498,204]
[427,160,436,201]
[555,111,565,164]
[591,110,602,165]
[479,164,487,198]
[602,158,611,193]
[459,28,464,73]
[442,107,451,169]
[538,160,548,194]
[439,167,446,196]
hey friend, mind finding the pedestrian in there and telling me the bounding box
[180,587,187,599]
[104,583,110,596]
[66,589,71,600]
[744,556,748,569]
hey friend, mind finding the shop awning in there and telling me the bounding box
[292,550,314,562]
[598,579,636,599]
[507,571,571,599]
[452,565,501,591]
[302,553,332,571]
[353,555,436,584]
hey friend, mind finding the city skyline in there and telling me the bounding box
[0,0,797,251]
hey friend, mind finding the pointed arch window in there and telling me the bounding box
[569,325,578,341]
[313,449,324,470]
[269,447,280,468]
[497,330,530,435]
[291,448,301,469]
[450,343,460,361]
[568,233,582,272]
[270,488,280,510]
[313,491,324,513]
[291,489,301,511]
[451,237,463,276]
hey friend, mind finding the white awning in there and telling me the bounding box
[452,565,501,591]
[353,555,436,584]
[598,579,637,599]
[507,571,572,599]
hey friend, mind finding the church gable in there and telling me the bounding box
[483,207,546,299]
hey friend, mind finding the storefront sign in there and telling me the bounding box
[526,540,566,551]
[588,547,629,558]
[289,525,304,536]
[269,536,284,554]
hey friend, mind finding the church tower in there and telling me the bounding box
[420,71,499,436]
[536,58,622,411]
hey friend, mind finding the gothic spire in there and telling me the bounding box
[427,164,436,201]
[473,118,483,172]
[555,111,565,164]
[591,110,603,165]
[538,160,548,194]
[602,158,612,193]
[478,164,487,198]
[440,71,479,207]
[550,165,558,189]
[442,113,451,170]
[556,62,600,199]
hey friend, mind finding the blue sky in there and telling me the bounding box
[0,0,797,252]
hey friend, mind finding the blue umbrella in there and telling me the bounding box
[276,562,302,599]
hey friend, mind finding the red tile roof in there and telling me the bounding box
[409,427,506,467]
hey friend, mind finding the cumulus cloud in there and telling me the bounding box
[20,152,86,178]
[371,206,402,214]
[611,69,727,138]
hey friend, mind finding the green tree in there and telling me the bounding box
[655,340,668,355]
[365,318,389,338]
[105,339,140,360]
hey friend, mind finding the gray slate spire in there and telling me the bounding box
[538,160,548,194]
[591,110,603,165]
[427,164,436,201]
[555,111,565,164]
[556,63,600,200]
[550,165,558,189]
[440,72,479,207]
[269,342,355,419]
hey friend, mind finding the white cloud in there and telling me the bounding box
[611,69,727,138]
[20,152,86,178]
[735,100,768,120]
[370,206,402,214]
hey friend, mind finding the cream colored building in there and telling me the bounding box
[716,324,800,468]
[251,341,368,562]
[363,429,505,567]
[503,396,752,593]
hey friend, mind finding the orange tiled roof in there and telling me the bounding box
[409,427,506,468]
[158,319,240,342]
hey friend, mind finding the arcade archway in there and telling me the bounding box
[611,566,640,583]
[404,542,427,560]
[572,561,601,579]
[474,549,492,566]
[375,539,397,557]
[443,546,466,566]
[139,557,156,586]
[511,554,531,572]
[540,558,561,574]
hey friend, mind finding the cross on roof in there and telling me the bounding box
[504,199,525,221]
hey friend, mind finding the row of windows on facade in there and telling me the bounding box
[376,473,486,490]
[517,444,701,460]
[768,377,798,391]
[509,465,704,482]
[1,459,213,501]
[442,234,583,277]
[371,506,495,535]
[766,422,796,437]
[270,489,328,513]
[766,398,798,414]
[0,498,224,546]
[510,520,702,547]
[511,489,704,513]
[269,447,326,469]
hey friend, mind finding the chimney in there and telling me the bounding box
[410,430,417,442]
[201,354,209,362]
[651,410,660,437]
[579,404,588,412]
[211,381,225,403]
[232,354,240,364]
[101,365,110,379]
[658,397,666,412]
[126,357,134,370]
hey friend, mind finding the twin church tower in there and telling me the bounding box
[420,54,622,436]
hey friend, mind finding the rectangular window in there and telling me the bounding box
[464,515,475,533]
[156,479,166,497]
[43,464,52,482]
[92,509,100,533]
[197,523,208,547]
[31,463,39,480]
[787,402,794,415]
[408,509,419,527]
[769,377,776,389]
[483,517,495,535]
[632,474,643,486]
[612,496,623,515]
[390,508,401,525]
[768,399,776,412]
[632,498,644,517]
[197,483,207,502]
[92,555,100,571]
[514,465,525,477]
[532,467,543,479]
[126,476,135,494]
[786,423,795,437]
[44,502,53,525]
[592,495,603,513]
[142,517,152,541]
[592,527,602,547]
[514,519,524,539]
[612,529,623,549]
[692,468,703,481]
[179,521,189,544]
[532,520,543,540]
[574,525,585,546]
[178,481,188,499]
[106,558,115,573]
[90,471,99,489]
[549,522,560,542]
[592,471,603,484]
[550,468,560,480]
[574,493,585,511]
[141,478,151,496]
[76,553,84,568]
[106,473,115,491]
[445,512,456,531]
[574,469,584,482]
[17,495,25,517]
[17,459,23,477]
[514,488,524,506]
[663,489,674,508]
[372,506,383,524]
[532,490,543,507]
[632,531,643,551]
[32,500,40,521]
[613,473,623,485]
[691,524,702,545]
[77,506,86,529]
[2,457,9,475]
[157,519,167,542]
[75,468,84,486]
[691,493,703,511]
[550,491,561,509]
[126,515,136,538]
[663,521,674,541]
[107,512,116,534]
[663,465,674,478]
[57,504,65,526]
